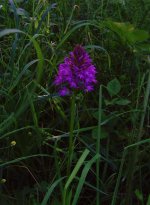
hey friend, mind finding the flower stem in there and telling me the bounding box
[96,85,102,205]
[67,93,76,176]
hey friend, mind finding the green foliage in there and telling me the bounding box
[107,78,121,96]
[135,189,143,201]
[0,0,150,205]
[146,195,150,205]
[105,21,149,45]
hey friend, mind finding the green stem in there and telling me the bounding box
[96,86,102,205]
[54,141,64,201]
[125,70,150,204]
[67,93,76,176]
[111,150,126,205]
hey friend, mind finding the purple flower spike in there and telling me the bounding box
[54,45,97,96]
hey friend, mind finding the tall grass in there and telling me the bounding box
[0,0,150,204]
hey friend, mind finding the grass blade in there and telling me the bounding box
[72,154,100,205]
[41,177,66,205]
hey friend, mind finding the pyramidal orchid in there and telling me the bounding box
[54,45,97,176]
[54,45,97,96]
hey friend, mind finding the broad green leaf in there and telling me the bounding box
[107,78,121,96]
[135,189,143,201]
[115,99,131,105]
[127,29,149,44]
[92,110,107,121]
[105,21,149,45]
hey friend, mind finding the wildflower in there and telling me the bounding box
[10,141,16,147]
[54,45,97,96]
[0,179,6,184]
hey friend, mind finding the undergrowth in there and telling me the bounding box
[0,0,150,205]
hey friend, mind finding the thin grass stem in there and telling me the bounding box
[96,85,102,205]
[125,69,150,204]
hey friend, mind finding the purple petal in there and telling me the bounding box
[54,45,97,95]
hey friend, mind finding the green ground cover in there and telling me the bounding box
[0,0,150,204]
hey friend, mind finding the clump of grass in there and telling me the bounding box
[0,0,150,205]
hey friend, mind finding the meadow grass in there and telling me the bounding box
[0,0,150,204]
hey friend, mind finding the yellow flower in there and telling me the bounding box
[10,141,16,146]
[1,179,6,184]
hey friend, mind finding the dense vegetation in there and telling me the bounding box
[0,0,150,204]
